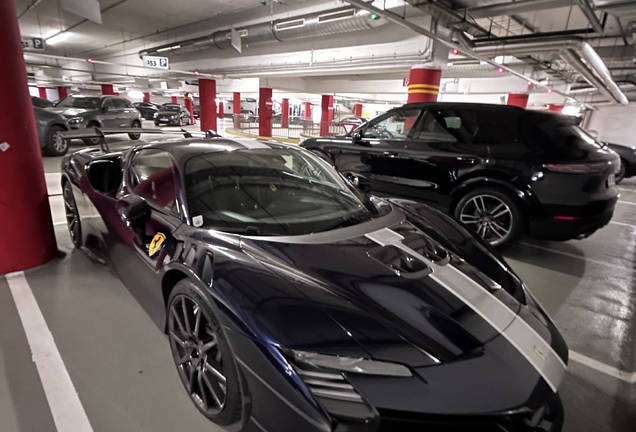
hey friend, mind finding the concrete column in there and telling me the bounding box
[183,93,195,125]
[38,87,47,99]
[0,0,58,273]
[320,95,334,136]
[259,87,273,137]
[407,66,442,103]
[57,86,68,99]
[354,103,363,117]
[304,102,312,119]
[507,93,529,108]
[199,79,217,132]
[218,101,224,119]
[281,98,289,128]
[171,96,178,104]
[101,84,115,95]
[143,92,151,103]
[233,92,241,115]
[549,104,564,113]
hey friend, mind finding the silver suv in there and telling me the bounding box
[49,95,142,145]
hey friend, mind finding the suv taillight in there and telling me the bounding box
[544,162,608,174]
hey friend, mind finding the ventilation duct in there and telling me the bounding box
[139,7,387,58]
[472,37,629,105]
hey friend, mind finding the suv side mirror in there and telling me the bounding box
[351,131,373,147]
[116,195,150,228]
[103,104,111,112]
[587,130,599,139]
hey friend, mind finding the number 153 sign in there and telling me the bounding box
[143,56,169,69]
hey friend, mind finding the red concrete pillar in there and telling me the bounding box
[281,98,289,128]
[233,92,241,115]
[407,66,442,103]
[549,104,564,113]
[171,96,178,104]
[199,79,217,132]
[218,101,224,119]
[57,86,68,99]
[0,0,58,273]
[320,95,334,136]
[507,93,529,108]
[143,92,151,103]
[101,84,115,95]
[354,103,363,117]
[304,102,312,119]
[183,93,195,125]
[38,87,47,98]
[259,87,273,137]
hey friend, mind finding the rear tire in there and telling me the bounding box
[454,186,524,249]
[616,158,628,184]
[82,123,103,146]
[167,279,243,426]
[63,182,82,248]
[128,121,141,140]
[43,125,68,156]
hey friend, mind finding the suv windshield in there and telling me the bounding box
[56,96,102,109]
[184,148,384,235]
[162,105,180,112]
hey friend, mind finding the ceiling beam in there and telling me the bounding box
[467,0,576,19]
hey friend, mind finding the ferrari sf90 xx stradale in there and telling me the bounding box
[60,129,568,432]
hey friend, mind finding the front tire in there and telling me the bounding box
[82,123,104,146]
[167,280,243,425]
[63,182,82,248]
[43,125,68,156]
[128,121,141,140]
[616,158,628,184]
[454,187,524,249]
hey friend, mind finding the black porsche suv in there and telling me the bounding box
[301,103,620,248]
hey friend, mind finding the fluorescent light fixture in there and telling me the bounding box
[43,29,60,39]
[46,32,70,45]
[128,90,144,99]
[562,106,581,117]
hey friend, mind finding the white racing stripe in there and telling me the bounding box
[365,228,567,393]
[235,138,271,149]
[6,272,94,432]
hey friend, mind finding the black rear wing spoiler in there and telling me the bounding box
[60,127,220,152]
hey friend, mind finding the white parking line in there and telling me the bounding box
[569,351,636,383]
[5,272,94,432]
[618,200,636,206]
[519,242,628,271]
[610,221,636,228]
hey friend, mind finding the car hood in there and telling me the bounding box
[237,205,534,368]
[47,107,92,117]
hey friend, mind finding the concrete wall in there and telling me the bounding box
[587,103,636,146]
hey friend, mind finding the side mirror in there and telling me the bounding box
[587,130,599,139]
[116,195,150,228]
[351,131,362,144]
[102,105,110,112]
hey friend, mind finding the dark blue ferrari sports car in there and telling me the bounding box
[60,129,568,432]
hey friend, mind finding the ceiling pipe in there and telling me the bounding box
[139,6,387,58]
[472,36,628,104]
[575,0,605,34]
[466,0,576,19]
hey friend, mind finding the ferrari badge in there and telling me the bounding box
[149,233,166,257]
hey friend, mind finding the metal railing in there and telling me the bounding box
[231,114,349,140]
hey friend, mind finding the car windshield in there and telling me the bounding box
[162,105,180,112]
[184,148,384,236]
[56,96,102,109]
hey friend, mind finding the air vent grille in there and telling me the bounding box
[317,8,356,23]
[295,369,363,403]
[275,18,306,31]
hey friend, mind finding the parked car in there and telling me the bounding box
[32,96,54,108]
[49,95,142,145]
[61,132,567,432]
[133,102,162,120]
[33,106,70,156]
[154,104,192,126]
[193,104,200,119]
[339,116,368,126]
[302,102,620,248]
[606,143,636,183]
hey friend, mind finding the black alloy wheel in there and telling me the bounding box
[43,125,69,156]
[167,280,243,425]
[63,182,82,248]
[455,187,523,249]
[616,158,628,184]
[128,121,141,140]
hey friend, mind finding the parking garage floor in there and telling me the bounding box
[1,128,635,432]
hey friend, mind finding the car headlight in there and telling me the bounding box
[289,350,412,377]
[68,117,84,124]
[153,112,158,118]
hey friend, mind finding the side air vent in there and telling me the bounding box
[318,8,356,23]
[392,224,450,264]
[275,18,306,31]
[295,369,363,403]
